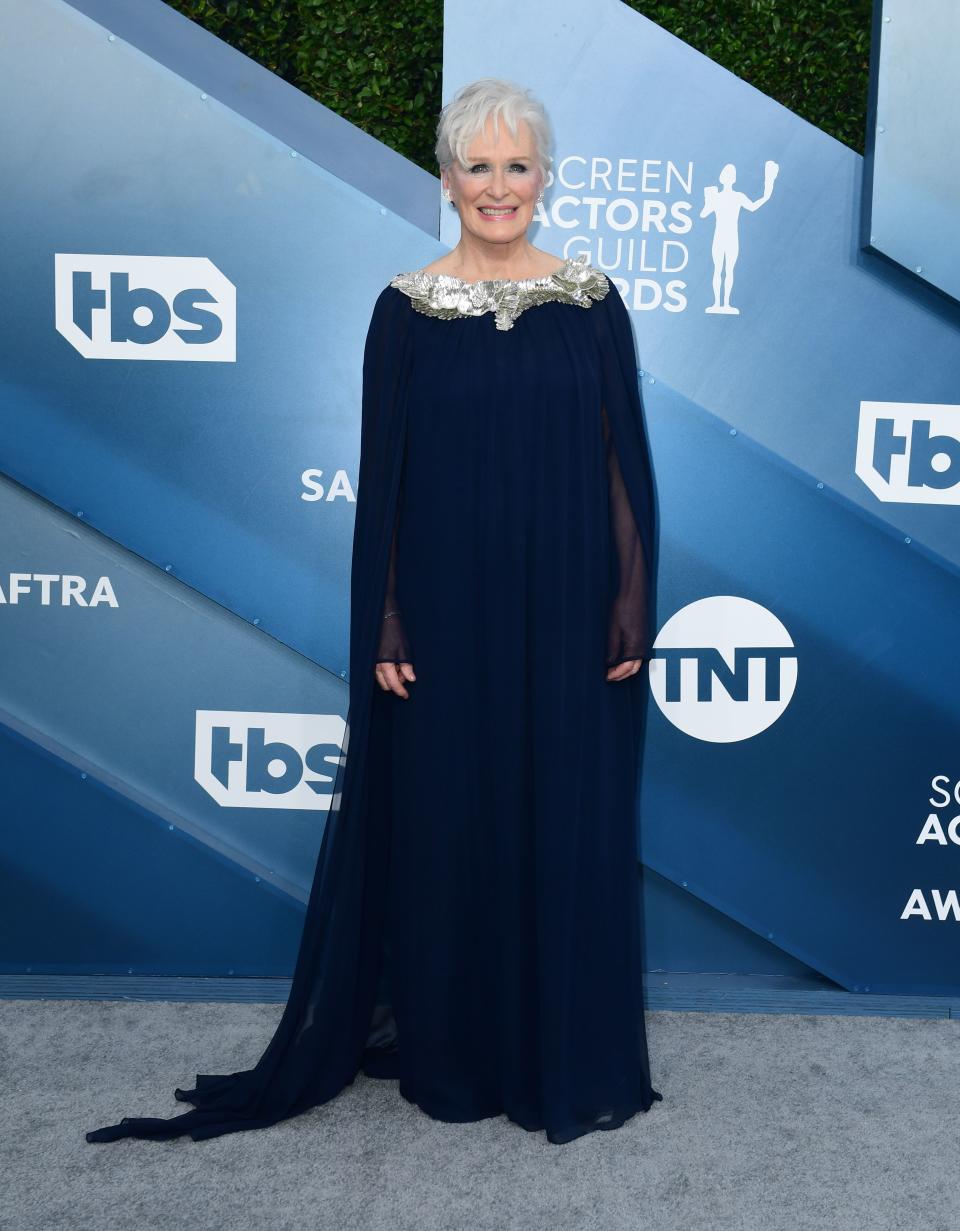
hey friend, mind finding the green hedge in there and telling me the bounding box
[163,0,871,172]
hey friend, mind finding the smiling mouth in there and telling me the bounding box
[478,206,518,217]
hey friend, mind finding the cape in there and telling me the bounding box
[85,273,658,1143]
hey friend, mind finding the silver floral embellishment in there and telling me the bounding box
[389,253,609,330]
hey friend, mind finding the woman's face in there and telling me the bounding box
[443,116,543,246]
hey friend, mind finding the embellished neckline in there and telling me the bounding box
[389,253,609,331]
[414,256,573,288]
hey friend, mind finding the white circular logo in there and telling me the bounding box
[649,596,797,742]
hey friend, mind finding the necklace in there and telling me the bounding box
[389,253,610,331]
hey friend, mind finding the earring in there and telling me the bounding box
[443,187,454,203]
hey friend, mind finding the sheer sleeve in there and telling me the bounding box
[375,514,414,665]
[603,403,650,667]
[594,279,656,671]
[353,285,415,672]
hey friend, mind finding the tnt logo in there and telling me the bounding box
[649,596,797,742]
[55,254,236,361]
[856,401,960,505]
[194,711,345,810]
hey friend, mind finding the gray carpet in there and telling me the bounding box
[4,999,959,1231]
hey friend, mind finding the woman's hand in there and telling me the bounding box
[606,658,643,682]
[375,661,417,698]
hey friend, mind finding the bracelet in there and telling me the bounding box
[383,609,401,619]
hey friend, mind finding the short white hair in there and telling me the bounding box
[435,77,553,191]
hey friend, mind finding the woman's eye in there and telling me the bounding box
[468,164,529,173]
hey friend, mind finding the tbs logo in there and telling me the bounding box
[55,254,236,361]
[856,401,960,505]
[194,711,345,810]
[649,596,797,743]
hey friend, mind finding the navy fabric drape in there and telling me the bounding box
[86,274,662,1147]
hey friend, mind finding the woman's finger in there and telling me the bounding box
[383,663,407,696]
[375,661,414,697]
[606,658,643,682]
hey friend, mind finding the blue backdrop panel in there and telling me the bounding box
[642,385,960,994]
[0,720,307,976]
[0,0,441,678]
[0,476,347,903]
[65,0,439,234]
[864,0,960,305]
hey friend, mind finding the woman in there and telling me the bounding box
[86,77,662,1147]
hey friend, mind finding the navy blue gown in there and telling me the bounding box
[86,256,662,1147]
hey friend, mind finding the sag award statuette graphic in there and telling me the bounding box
[701,160,780,315]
